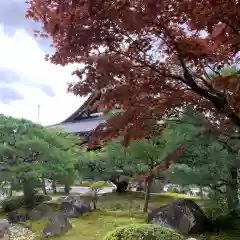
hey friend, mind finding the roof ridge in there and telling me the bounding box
[61,91,101,123]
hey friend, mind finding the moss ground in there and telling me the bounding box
[2,192,239,240]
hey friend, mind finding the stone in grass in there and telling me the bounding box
[0,219,10,238]
[147,198,212,234]
[28,203,53,221]
[41,211,72,237]
[60,196,91,218]
[7,211,28,224]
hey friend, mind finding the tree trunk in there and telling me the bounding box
[199,185,203,199]
[143,175,153,213]
[109,175,128,194]
[93,199,96,210]
[226,167,239,210]
[93,195,97,210]
[91,190,98,209]
[23,180,35,208]
[8,181,12,197]
[41,178,47,195]
[115,181,128,193]
[52,180,57,194]
[64,183,70,195]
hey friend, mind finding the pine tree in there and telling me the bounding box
[163,108,240,210]
[0,115,79,207]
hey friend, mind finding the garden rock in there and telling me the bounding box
[7,211,28,224]
[41,211,72,237]
[28,203,53,220]
[0,219,10,237]
[60,196,91,217]
[147,198,211,234]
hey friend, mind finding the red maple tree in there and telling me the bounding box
[25,0,240,143]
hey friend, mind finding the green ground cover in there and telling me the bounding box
[1,192,239,240]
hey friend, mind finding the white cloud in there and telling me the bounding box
[0,25,87,126]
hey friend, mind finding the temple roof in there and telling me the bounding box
[49,91,105,134]
[50,117,105,133]
[62,91,101,123]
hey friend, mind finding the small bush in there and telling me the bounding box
[167,186,179,194]
[34,194,52,203]
[1,196,25,212]
[103,224,184,240]
[1,194,51,212]
[80,180,112,187]
[202,194,227,220]
[201,192,240,231]
[213,207,240,231]
[89,181,105,209]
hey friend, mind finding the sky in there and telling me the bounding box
[0,0,86,126]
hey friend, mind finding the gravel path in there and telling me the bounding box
[49,186,116,201]
[4,224,35,240]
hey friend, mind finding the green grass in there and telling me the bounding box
[29,211,146,240]
[3,192,239,240]
[77,181,114,188]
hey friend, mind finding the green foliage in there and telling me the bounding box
[104,108,207,178]
[1,194,51,212]
[162,108,240,210]
[77,150,111,180]
[89,180,106,209]
[127,138,165,171]
[103,224,184,240]
[1,196,25,212]
[77,140,144,181]
[79,180,112,187]
[202,192,240,232]
[202,192,228,220]
[207,65,238,79]
[213,210,240,232]
[89,180,106,191]
[0,115,79,198]
[4,189,237,240]
[104,140,140,174]
[196,233,240,240]
[77,109,205,183]
[166,185,180,194]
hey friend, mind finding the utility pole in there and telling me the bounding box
[37,104,40,124]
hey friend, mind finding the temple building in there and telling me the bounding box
[48,91,104,145]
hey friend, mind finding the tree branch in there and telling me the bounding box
[218,139,238,154]
[207,182,226,194]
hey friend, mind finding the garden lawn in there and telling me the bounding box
[30,211,145,240]
[25,192,184,239]
[6,192,240,240]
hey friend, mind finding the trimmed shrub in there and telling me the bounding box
[201,193,228,220]
[103,224,184,240]
[1,196,25,212]
[34,194,52,203]
[1,194,52,212]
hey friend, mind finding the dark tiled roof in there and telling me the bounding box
[62,91,101,123]
[48,92,104,134]
[49,117,105,133]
